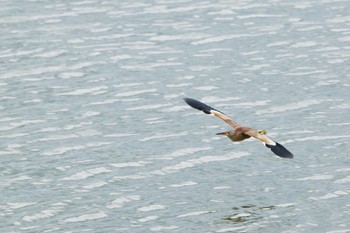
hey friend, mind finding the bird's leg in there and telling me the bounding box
[258,130,267,135]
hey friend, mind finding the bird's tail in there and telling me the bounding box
[265,141,294,159]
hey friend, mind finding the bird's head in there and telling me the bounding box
[258,130,267,135]
[216,131,229,136]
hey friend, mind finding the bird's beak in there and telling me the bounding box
[216,132,227,136]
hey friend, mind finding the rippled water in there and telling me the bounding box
[1,0,349,232]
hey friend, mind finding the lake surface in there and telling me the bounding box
[1,0,349,232]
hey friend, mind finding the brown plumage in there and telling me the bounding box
[184,97,293,159]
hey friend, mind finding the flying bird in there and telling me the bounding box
[183,97,293,159]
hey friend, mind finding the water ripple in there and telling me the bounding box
[107,195,141,209]
[63,212,108,223]
[61,167,111,181]
[1,0,349,232]
[256,100,321,115]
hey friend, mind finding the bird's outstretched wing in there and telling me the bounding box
[244,129,293,159]
[184,97,240,129]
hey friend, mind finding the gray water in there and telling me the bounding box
[1,0,349,232]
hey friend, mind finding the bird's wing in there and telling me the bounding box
[244,129,275,145]
[184,97,240,129]
[244,129,293,159]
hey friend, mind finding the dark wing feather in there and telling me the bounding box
[265,141,294,159]
[183,97,222,114]
[183,97,240,129]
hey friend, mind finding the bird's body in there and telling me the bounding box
[217,127,252,142]
[183,97,294,159]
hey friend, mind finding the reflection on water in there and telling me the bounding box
[223,204,275,224]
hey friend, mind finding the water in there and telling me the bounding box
[1,0,349,232]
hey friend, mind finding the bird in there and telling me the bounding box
[183,97,293,159]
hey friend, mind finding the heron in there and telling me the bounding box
[184,97,293,159]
